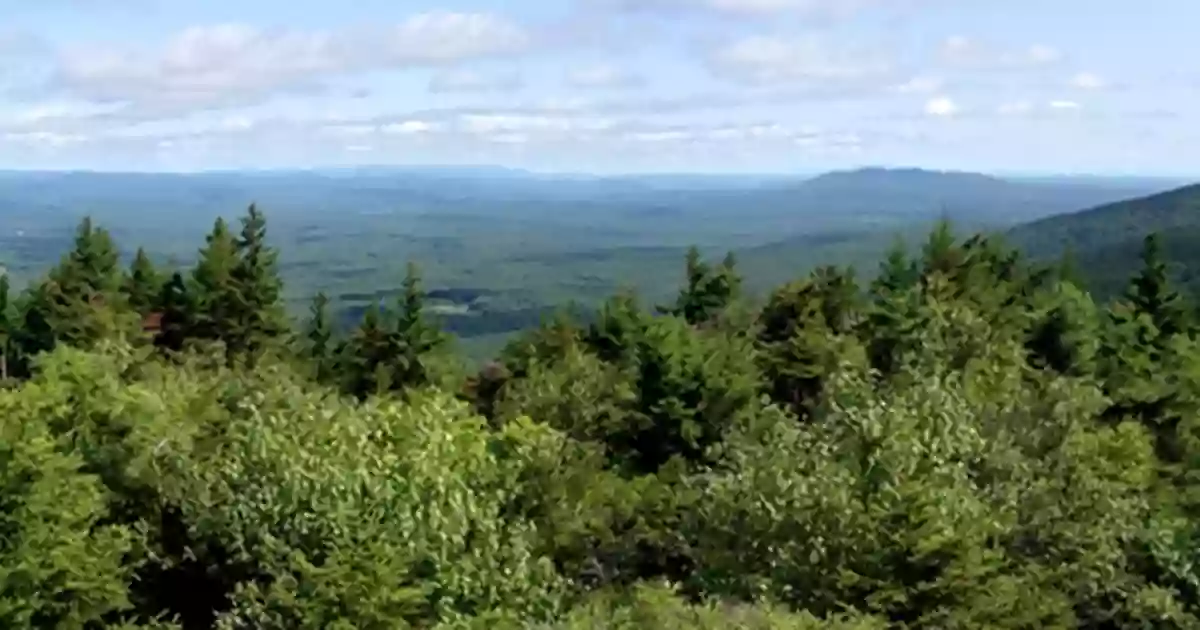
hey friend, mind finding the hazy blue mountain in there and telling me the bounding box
[0,167,1182,360]
[1007,182,1200,299]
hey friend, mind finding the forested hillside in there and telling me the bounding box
[0,169,1173,361]
[1009,183,1200,299]
[5,205,1200,628]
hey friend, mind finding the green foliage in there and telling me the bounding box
[0,383,142,628]
[8,210,1200,628]
[188,217,241,346]
[12,218,137,365]
[340,263,457,400]
[299,291,336,383]
[123,248,164,316]
[660,247,742,326]
[230,204,289,358]
[0,273,12,381]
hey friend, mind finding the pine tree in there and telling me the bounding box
[155,272,193,352]
[663,247,741,326]
[190,217,241,348]
[232,204,288,359]
[342,303,394,400]
[585,290,643,364]
[123,248,163,316]
[920,219,961,280]
[301,292,336,383]
[872,239,919,298]
[18,217,135,353]
[390,262,448,390]
[1125,232,1190,341]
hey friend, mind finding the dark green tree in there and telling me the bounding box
[155,271,193,353]
[871,239,919,298]
[341,302,394,400]
[584,290,644,364]
[388,262,449,390]
[189,217,241,348]
[231,204,288,359]
[15,217,135,358]
[757,267,862,419]
[662,247,741,326]
[1124,232,1190,341]
[301,291,336,383]
[123,247,163,316]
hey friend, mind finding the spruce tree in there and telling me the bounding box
[19,217,134,353]
[390,262,447,390]
[342,302,393,400]
[232,204,288,359]
[1125,232,1190,341]
[190,217,241,348]
[123,247,163,316]
[155,272,194,352]
[663,247,741,326]
[872,239,919,298]
[301,291,336,383]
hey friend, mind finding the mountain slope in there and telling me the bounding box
[1007,183,1200,299]
[774,167,1167,229]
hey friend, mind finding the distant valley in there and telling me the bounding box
[0,166,1187,359]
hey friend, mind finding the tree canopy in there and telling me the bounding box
[4,207,1200,628]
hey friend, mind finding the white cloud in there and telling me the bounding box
[3,131,88,147]
[1025,44,1062,65]
[1049,99,1081,110]
[382,120,437,134]
[707,35,890,86]
[893,75,943,94]
[924,96,958,117]
[429,69,522,93]
[939,36,1063,70]
[1070,72,1107,90]
[54,13,532,110]
[382,12,529,62]
[566,63,642,89]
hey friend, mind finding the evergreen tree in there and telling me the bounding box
[389,262,448,390]
[663,247,741,326]
[871,239,919,298]
[232,204,288,359]
[757,268,862,419]
[920,219,961,280]
[342,302,394,400]
[17,217,135,355]
[155,271,193,352]
[584,290,644,364]
[301,291,336,383]
[123,247,163,316]
[1125,232,1190,341]
[1025,282,1100,376]
[189,217,241,348]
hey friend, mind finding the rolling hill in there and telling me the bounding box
[1007,183,1200,299]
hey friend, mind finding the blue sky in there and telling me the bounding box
[0,0,1194,175]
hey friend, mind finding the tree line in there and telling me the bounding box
[4,206,1200,628]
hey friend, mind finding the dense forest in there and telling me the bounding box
[1008,183,1200,300]
[6,203,1200,628]
[1,169,1176,362]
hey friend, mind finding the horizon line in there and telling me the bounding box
[0,164,1193,181]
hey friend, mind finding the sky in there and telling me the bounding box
[0,0,1195,175]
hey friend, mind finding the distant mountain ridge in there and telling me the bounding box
[1007,182,1200,299]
